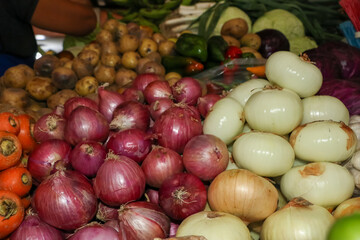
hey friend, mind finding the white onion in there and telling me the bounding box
[332,197,360,219]
[203,97,245,145]
[289,120,358,162]
[280,162,355,209]
[301,95,350,125]
[244,87,303,135]
[349,117,360,151]
[226,78,272,107]
[260,197,335,240]
[265,51,323,98]
[232,131,294,177]
[176,211,251,240]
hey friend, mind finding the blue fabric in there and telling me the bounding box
[0,53,35,76]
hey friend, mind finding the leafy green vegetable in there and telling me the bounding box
[289,36,318,55]
[63,25,101,50]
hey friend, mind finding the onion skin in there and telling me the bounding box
[197,94,222,119]
[68,223,119,240]
[69,140,107,178]
[33,113,66,143]
[122,87,145,103]
[9,213,64,240]
[106,128,152,164]
[148,98,174,120]
[158,172,207,221]
[63,96,99,119]
[93,154,146,207]
[98,86,126,122]
[143,80,173,104]
[132,73,164,92]
[141,146,184,188]
[171,77,202,106]
[109,100,151,132]
[207,169,278,224]
[153,105,203,154]
[96,202,119,222]
[32,170,98,231]
[182,134,229,181]
[28,139,72,183]
[64,106,110,146]
[117,201,170,240]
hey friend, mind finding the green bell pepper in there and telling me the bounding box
[175,33,208,62]
[207,35,228,62]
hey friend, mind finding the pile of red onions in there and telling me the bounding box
[68,222,119,240]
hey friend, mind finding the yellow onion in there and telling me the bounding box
[207,169,278,224]
[332,197,360,219]
[260,197,335,240]
[176,211,251,240]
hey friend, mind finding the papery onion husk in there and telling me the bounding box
[28,139,72,183]
[64,106,110,146]
[109,100,151,132]
[182,134,229,181]
[69,140,107,178]
[106,128,152,164]
[32,170,98,231]
[158,172,207,221]
[9,212,64,240]
[33,113,66,143]
[96,202,119,222]
[153,104,203,154]
[117,201,170,240]
[141,146,184,188]
[207,169,278,224]
[176,211,251,240]
[68,222,119,240]
[93,153,146,207]
[260,197,335,240]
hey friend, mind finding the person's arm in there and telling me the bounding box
[30,0,97,36]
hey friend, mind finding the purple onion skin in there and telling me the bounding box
[256,29,290,58]
[32,170,98,231]
[10,214,64,240]
[33,113,66,143]
[68,224,119,240]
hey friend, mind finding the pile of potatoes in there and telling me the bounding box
[0,19,180,120]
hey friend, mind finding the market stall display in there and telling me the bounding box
[1,0,360,239]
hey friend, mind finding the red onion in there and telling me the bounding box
[171,77,202,106]
[158,172,207,221]
[148,98,174,120]
[9,212,64,240]
[145,188,159,205]
[153,104,203,153]
[122,87,145,103]
[28,139,72,183]
[52,105,65,116]
[141,146,184,188]
[33,113,66,142]
[143,80,173,104]
[69,140,107,178]
[117,201,170,239]
[98,86,126,122]
[132,73,164,92]
[197,94,222,118]
[104,220,120,232]
[170,222,180,237]
[32,170,98,231]
[63,96,99,119]
[68,222,119,240]
[93,154,146,207]
[109,100,150,132]
[182,134,229,181]
[106,128,152,164]
[96,202,119,222]
[64,106,110,146]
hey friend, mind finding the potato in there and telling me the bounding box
[33,54,61,77]
[101,54,121,68]
[146,52,162,64]
[3,64,35,88]
[240,33,261,50]
[117,34,139,53]
[115,68,137,87]
[94,64,116,84]
[96,29,113,44]
[136,58,153,73]
[121,51,141,69]
[115,23,128,40]
[138,38,158,57]
[26,77,58,101]
[138,61,166,76]
[75,76,99,96]
[63,59,73,69]
[78,49,100,67]
[83,42,101,55]
[56,50,74,60]
[158,40,176,57]
[0,88,30,109]
[221,35,241,48]
[127,22,140,36]
[47,89,79,109]
[221,18,248,39]
[51,67,78,89]
[139,25,154,42]
[101,41,118,56]
[240,46,264,59]
[72,57,94,79]
[152,33,166,44]
[102,18,119,34]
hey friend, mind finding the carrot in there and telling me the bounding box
[246,65,266,78]
[0,131,22,171]
[0,190,25,239]
[21,195,31,209]
[16,114,38,153]
[0,112,20,135]
[0,167,32,197]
